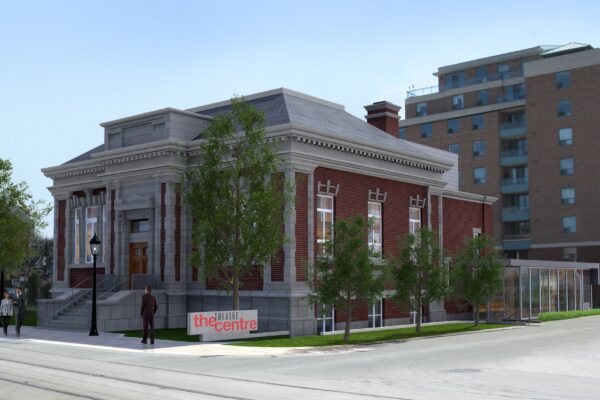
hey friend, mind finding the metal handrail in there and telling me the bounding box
[99,275,128,295]
[52,275,112,318]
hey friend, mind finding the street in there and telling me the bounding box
[0,317,599,399]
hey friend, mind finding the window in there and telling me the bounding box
[368,202,382,257]
[85,206,98,263]
[475,66,488,83]
[416,102,428,117]
[398,127,406,139]
[409,207,421,235]
[448,143,460,154]
[497,62,510,79]
[473,167,486,184]
[563,216,576,233]
[368,299,383,328]
[563,247,577,261]
[317,195,334,255]
[556,71,570,89]
[472,140,486,157]
[561,187,575,205]
[446,71,465,89]
[503,83,525,101]
[472,114,484,130]
[477,90,489,106]
[559,128,573,146]
[316,304,335,334]
[558,100,571,117]
[452,94,464,110]
[131,219,150,233]
[447,119,459,134]
[73,208,81,264]
[420,123,432,138]
[560,157,574,176]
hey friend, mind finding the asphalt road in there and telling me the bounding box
[0,317,599,400]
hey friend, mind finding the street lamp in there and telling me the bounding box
[89,233,101,336]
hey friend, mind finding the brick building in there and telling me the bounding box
[400,43,600,283]
[39,88,494,335]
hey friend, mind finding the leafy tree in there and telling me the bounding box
[308,215,385,342]
[394,227,448,333]
[185,98,289,310]
[27,270,40,307]
[0,159,51,294]
[451,235,503,326]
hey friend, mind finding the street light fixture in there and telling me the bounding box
[89,233,101,336]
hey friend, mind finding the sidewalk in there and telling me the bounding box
[0,326,317,357]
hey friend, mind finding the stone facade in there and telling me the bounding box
[41,88,494,335]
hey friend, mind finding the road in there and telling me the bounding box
[0,317,599,399]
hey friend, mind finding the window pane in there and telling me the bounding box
[472,114,484,130]
[452,94,464,110]
[448,143,460,154]
[421,123,432,138]
[416,102,427,117]
[562,216,576,233]
[559,128,573,146]
[477,90,489,106]
[560,158,574,175]
[556,71,570,89]
[473,140,486,157]
[558,100,571,117]
[561,187,575,205]
[473,167,486,184]
[447,119,459,134]
[74,208,81,264]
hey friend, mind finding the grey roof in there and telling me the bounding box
[63,144,104,165]
[193,89,437,162]
[541,42,592,57]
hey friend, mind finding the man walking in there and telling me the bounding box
[13,287,26,337]
[140,285,158,345]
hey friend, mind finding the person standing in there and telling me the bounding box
[140,286,158,345]
[13,287,26,337]
[0,292,13,336]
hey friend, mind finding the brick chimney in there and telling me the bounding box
[364,101,401,138]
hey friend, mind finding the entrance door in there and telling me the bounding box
[129,242,148,289]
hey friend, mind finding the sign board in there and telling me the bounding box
[187,310,258,341]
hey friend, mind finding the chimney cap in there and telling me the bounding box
[364,101,401,114]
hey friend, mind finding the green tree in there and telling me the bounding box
[27,270,40,307]
[394,227,448,333]
[185,98,289,310]
[451,235,503,326]
[0,159,51,294]
[308,215,385,342]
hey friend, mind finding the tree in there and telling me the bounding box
[308,215,385,342]
[27,270,40,307]
[451,235,503,326]
[0,159,51,294]
[393,227,448,333]
[185,98,289,310]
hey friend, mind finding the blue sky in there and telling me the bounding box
[1,0,599,237]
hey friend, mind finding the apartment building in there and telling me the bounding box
[400,43,600,282]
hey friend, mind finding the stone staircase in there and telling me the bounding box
[45,291,114,331]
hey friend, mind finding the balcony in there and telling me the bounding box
[501,177,529,194]
[496,92,526,104]
[502,206,530,222]
[499,120,527,139]
[406,70,523,98]
[500,148,528,167]
[502,234,531,251]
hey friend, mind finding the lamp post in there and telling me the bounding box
[89,233,101,336]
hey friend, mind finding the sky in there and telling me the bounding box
[1,0,599,238]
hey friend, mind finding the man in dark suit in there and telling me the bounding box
[140,285,158,344]
[13,287,26,337]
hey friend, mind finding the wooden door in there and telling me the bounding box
[129,242,148,288]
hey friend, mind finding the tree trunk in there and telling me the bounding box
[473,304,479,326]
[344,298,352,342]
[233,274,240,310]
[416,300,422,333]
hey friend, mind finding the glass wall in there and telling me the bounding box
[503,266,589,320]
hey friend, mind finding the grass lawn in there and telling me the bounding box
[538,309,600,322]
[122,322,508,346]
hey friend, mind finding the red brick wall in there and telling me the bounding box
[383,298,410,319]
[57,200,66,281]
[69,267,105,288]
[313,167,428,260]
[335,301,368,323]
[295,172,308,281]
[206,266,264,291]
[110,190,115,274]
[175,186,181,282]
[430,195,439,231]
[160,183,166,281]
[442,197,493,254]
[270,173,285,282]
